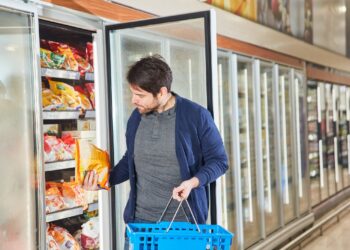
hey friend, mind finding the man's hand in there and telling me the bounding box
[172,177,199,201]
[83,171,100,191]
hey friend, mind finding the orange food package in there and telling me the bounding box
[75,139,110,190]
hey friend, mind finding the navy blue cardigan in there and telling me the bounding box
[109,94,228,224]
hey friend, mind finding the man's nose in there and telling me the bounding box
[131,95,138,105]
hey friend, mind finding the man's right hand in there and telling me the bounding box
[83,171,100,191]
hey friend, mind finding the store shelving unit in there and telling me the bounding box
[46,202,98,222]
[45,160,75,172]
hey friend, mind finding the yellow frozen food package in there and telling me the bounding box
[75,139,110,190]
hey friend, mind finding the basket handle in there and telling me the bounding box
[157,197,201,233]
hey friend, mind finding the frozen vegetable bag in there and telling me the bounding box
[75,139,110,190]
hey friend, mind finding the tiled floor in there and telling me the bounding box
[303,210,350,250]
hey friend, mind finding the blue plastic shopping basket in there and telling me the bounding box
[126,198,234,250]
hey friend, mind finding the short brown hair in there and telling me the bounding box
[127,55,172,96]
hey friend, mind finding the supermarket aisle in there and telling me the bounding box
[303,210,350,250]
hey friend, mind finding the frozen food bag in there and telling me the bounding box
[81,217,99,249]
[48,41,79,71]
[49,80,82,110]
[40,48,66,69]
[45,183,65,213]
[61,182,88,210]
[76,139,110,190]
[84,83,95,109]
[47,224,81,250]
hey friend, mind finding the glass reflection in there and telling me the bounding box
[217,54,237,249]
[278,67,296,223]
[260,63,280,234]
[237,58,260,247]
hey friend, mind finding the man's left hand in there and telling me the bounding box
[172,177,199,201]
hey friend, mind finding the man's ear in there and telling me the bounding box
[159,86,168,97]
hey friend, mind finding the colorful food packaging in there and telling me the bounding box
[47,224,81,250]
[42,88,64,111]
[61,182,88,210]
[49,80,82,110]
[48,41,79,71]
[45,184,65,213]
[48,40,93,73]
[74,86,93,110]
[40,48,66,69]
[86,42,94,68]
[84,83,95,109]
[44,134,75,162]
[81,217,99,250]
[75,139,110,190]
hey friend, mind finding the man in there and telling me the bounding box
[84,55,228,248]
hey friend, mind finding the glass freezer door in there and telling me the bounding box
[105,11,217,250]
[0,1,42,250]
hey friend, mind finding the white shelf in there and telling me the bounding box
[45,160,75,172]
[84,110,96,119]
[46,202,98,222]
[43,111,80,120]
[85,72,94,81]
[41,68,80,80]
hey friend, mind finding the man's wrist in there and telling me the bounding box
[190,177,199,189]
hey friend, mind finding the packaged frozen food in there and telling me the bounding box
[43,124,60,136]
[77,120,96,131]
[44,134,75,162]
[84,83,95,109]
[45,183,65,213]
[76,139,110,190]
[49,80,81,110]
[47,40,93,73]
[61,182,88,210]
[79,93,92,110]
[42,88,64,111]
[47,224,81,250]
[81,217,99,249]
[40,48,66,69]
[86,42,94,67]
[48,41,79,71]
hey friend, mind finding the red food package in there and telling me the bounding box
[84,83,95,109]
[81,217,99,249]
[40,39,50,50]
[86,42,94,67]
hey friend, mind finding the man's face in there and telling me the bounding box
[129,85,160,114]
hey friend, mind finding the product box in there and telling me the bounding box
[43,124,60,136]
[77,120,96,131]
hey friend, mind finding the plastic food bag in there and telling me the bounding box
[40,48,66,69]
[76,139,110,190]
[47,224,81,250]
[81,217,99,249]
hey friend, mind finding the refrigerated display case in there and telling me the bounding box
[0,1,218,249]
[260,61,280,235]
[307,81,322,207]
[106,11,218,250]
[217,51,237,249]
[325,83,337,196]
[39,19,101,250]
[236,56,261,248]
[336,85,348,188]
[0,2,42,249]
[278,66,297,224]
[293,70,309,215]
